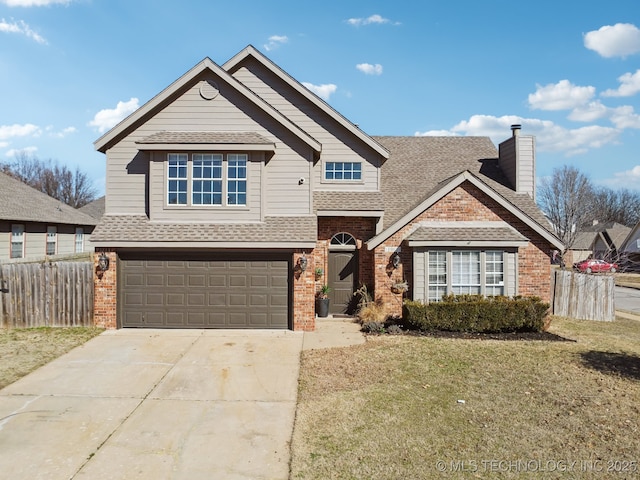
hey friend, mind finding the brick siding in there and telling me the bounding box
[93,249,117,329]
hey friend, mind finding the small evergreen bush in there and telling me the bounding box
[402,295,549,333]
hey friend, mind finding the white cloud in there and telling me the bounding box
[528,80,595,111]
[346,14,399,27]
[46,125,76,138]
[1,0,72,6]
[0,142,8,148]
[6,145,37,157]
[0,123,40,140]
[602,69,640,97]
[302,82,337,101]
[356,63,383,75]
[88,98,139,133]
[609,105,640,129]
[600,165,640,190]
[584,23,640,58]
[416,114,620,157]
[568,101,609,122]
[0,18,47,43]
[264,35,288,51]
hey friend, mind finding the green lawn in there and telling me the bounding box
[291,316,640,479]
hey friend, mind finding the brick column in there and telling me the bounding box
[292,250,316,331]
[93,249,117,329]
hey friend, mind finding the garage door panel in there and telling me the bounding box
[120,255,289,329]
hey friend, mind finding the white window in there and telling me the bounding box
[46,226,57,256]
[192,154,223,205]
[428,251,447,302]
[324,162,362,181]
[75,228,84,253]
[167,153,247,207]
[167,154,188,205]
[11,224,24,259]
[426,250,506,301]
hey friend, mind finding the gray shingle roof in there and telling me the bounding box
[0,171,98,226]
[78,196,105,220]
[313,191,384,212]
[136,131,274,145]
[373,136,552,233]
[91,215,316,243]
[407,225,528,243]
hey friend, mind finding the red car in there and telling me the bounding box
[573,259,618,273]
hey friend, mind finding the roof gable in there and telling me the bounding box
[223,45,389,160]
[94,55,321,154]
[0,172,98,226]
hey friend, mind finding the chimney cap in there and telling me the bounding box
[511,124,521,136]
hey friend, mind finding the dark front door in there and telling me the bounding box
[328,251,356,315]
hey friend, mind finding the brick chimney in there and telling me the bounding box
[498,124,536,200]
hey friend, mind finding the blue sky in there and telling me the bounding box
[1,0,639,197]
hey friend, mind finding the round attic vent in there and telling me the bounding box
[199,80,219,100]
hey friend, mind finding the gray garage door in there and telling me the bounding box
[119,253,289,329]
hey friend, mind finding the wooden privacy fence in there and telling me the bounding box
[0,262,94,328]
[552,269,615,321]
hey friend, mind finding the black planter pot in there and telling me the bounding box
[316,298,330,317]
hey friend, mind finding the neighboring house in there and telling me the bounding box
[79,196,105,220]
[92,45,563,331]
[620,221,640,272]
[566,222,631,266]
[0,172,98,262]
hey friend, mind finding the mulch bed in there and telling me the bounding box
[367,329,575,342]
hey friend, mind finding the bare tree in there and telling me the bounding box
[587,187,640,227]
[538,166,594,263]
[0,152,97,208]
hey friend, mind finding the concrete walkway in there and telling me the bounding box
[0,321,365,480]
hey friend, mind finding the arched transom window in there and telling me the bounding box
[330,233,356,250]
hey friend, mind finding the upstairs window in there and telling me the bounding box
[167,153,247,207]
[324,162,362,181]
[168,154,188,205]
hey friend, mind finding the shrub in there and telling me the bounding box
[402,295,549,333]
[362,321,385,334]
[386,324,404,335]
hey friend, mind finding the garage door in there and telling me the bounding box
[119,253,289,329]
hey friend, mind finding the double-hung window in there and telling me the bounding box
[75,228,84,253]
[426,250,505,301]
[46,226,57,256]
[167,153,247,207]
[324,162,362,181]
[11,224,24,259]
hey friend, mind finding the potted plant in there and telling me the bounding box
[314,267,324,281]
[316,284,331,317]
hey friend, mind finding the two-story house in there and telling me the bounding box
[92,45,563,331]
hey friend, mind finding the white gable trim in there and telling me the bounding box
[224,45,390,160]
[367,171,564,250]
[94,57,321,154]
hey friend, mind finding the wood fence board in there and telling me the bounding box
[552,270,615,321]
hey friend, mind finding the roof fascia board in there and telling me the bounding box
[224,45,389,159]
[316,210,384,217]
[367,171,564,250]
[94,57,321,154]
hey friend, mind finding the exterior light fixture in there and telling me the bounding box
[392,253,401,269]
[98,252,110,272]
[298,254,308,272]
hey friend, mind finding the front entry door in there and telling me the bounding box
[328,251,357,315]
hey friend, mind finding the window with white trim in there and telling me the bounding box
[324,162,362,181]
[167,153,247,207]
[11,224,24,259]
[426,250,506,301]
[75,228,84,253]
[46,226,57,256]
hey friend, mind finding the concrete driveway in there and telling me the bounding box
[0,329,304,480]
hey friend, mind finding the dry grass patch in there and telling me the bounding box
[0,327,104,389]
[291,316,640,479]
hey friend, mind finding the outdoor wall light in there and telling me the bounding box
[392,253,401,269]
[297,254,308,272]
[98,252,110,272]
